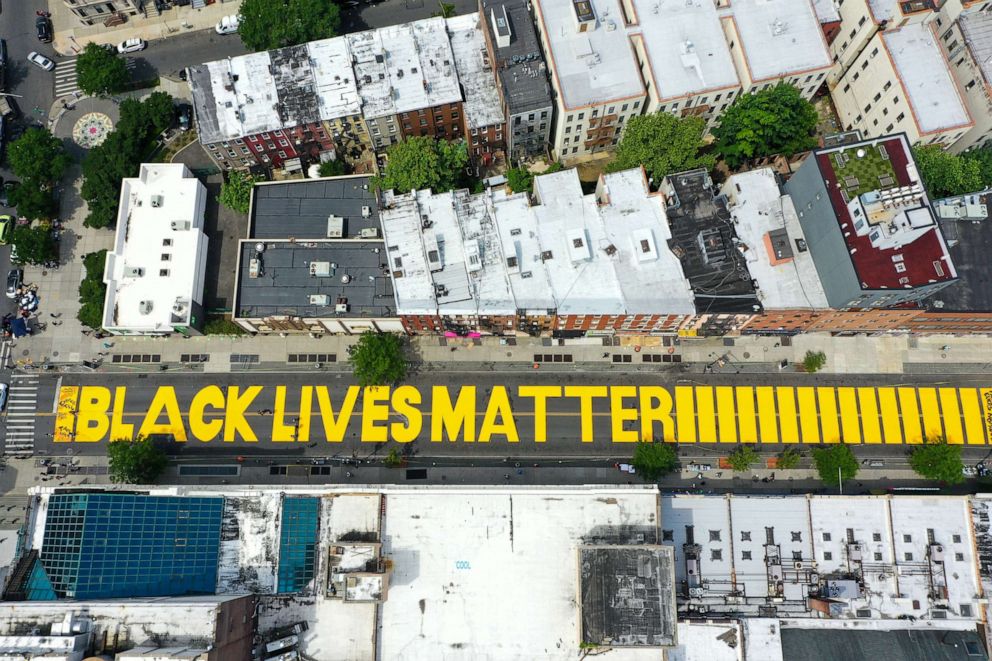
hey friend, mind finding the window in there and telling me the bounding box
[791,531,802,542]
[792,551,802,560]
[577,112,584,120]
[953,534,962,543]
[278,139,289,147]
[904,552,914,561]
[710,549,722,561]
[709,530,721,542]
[822,532,832,542]
[742,551,752,560]
[162,239,173,247]
[159,269,170,276]
[903,534,912,543]
[824,551,833,561]
[874,552,883,561]
[662,529,673,541]
[955,553,965,562]
[160,254,171,261]
[741,531,751,541]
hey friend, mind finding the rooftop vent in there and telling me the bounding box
[138,300,154,315]
[150,195,164,208]
[310,261,332,277]
[171,220,191,231]
[124,266,145,278]
[309,294,331,306]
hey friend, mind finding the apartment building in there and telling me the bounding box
[60,0,141,25]
[832,22,973,146]
[720,0,832,99]
[812,0,843,45]
[944,10,992,152]
[479,0,555,163]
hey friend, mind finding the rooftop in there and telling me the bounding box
[813,135,957,290]
[781,627,987,661]
[724,0,831,83]
[630,0,739,102]
[722,169,829,309]
[660,170,760,313]
[810,0,840,23]
[481,0,554,115]
[533,0,645,109]
[959,10,992,88]
[883,24,972,135]
[249,176,381,240]
[927,190,992,312]
[103,164,207,333]
[234,240,394,320]
[446,14,505,130]
[867,0,936,24]
[578,545,677,647]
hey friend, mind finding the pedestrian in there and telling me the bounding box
[504,473,510,480]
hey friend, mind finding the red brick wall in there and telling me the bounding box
[399,102,465,142]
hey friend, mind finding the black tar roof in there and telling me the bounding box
[664,170,760,314]
[780,628,987,661]
[481,0,553,115]
[250,176,381,240]
[235,241,394,319]
[927,191,992,312]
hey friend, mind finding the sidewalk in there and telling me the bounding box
[49,0,242,56]
[8,329,992,375]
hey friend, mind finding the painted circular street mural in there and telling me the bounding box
[72,112,114,149]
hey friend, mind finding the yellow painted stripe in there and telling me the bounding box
[899,388,923,444]
[697,387,717,443]
[737,387,758,443]
[777,388,799,444]
[797,387,820,444]
[981,389,992,445]
[756,387,778,444]
[54,386,80,443]
[918,388,943,441]
[939,389,964,445]
[837,387,862,444]
[857,388,882,444]
[676,386,696,443]
[878,388,903,445]
[818,388,840,443]
[961,389,987,445]
[716,386,738,444]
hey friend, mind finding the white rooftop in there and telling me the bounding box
[378,488,663,660]
[447,14,505,129]
[103,164,207,334]
[883,24,972,134]
[810,0,840,23]
[867,0,934,24]
[533,0,645,109]
[307,37,362,120]
[380,167,696,317]
[724,0,831,83]
[722,169,829,309]
[630,0,739,101]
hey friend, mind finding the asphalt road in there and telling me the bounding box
[10,370,992,459]
[121,30,248,86]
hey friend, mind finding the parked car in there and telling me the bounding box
[0,180,18,207]
[36,16,52,43]
[215,15,240,34]
[176,104,192,131]
[5,268,21,298]
[0,214,11,244]
[117,38,147,54]
[0,384,8,413]
[27,51,55,72]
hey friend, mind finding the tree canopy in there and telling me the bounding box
[7,127,71,185]
[107,437,168,484]
[348,332,407,387]
[76,43,129,97]
[375,137,469,193]
[909,437,964,484]
[8,183,57,221]
[78,250,107,330]
[777,448,801,470]
[727,445,759,472]
[631,441,678,481]
[219,170,258,214]
[11,225,57,264]
[812,445,859,486]
[318,159,349,177]
[713,83,819,169]
[239,0,341,51]
[505,167,534,194]
[963,146,992,190]
[607,113,714,181]
[802,350,827,373]
[912,145,983,199]
[81,93,175,229]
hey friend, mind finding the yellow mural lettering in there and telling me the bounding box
[297,386,314,443]
[189,385,225,441]
[315,386,359,442]
[390,386,422,443]
[361,387,391,443]
[431,385,476,442]
[518,386,561,442]
[638,386,674,442]
[565,386,607,443]
[109,386,135,441]
[75,386,111,442]
[137,386,188,441]
[609,386,639,443]
[271,386,298,442]
[479,386,518,443]
[223,386,261,442]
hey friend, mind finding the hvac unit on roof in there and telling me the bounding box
[309,294,331,306]
[150,195,164,208]
[310,261,332,277]
[362,206,372,218]
[171,220,191,231]
[138,300,154,315]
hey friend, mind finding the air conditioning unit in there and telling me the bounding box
[930,544,945,562]
[327,215,344,238]
[310,261,331,277]
[335,303,349,313]
[150,195,164,208]
[171,220,191,231]
[124,266,144,278]
[362,206,372,218]
[359,227,380,239]
[138,300,154,315]
[309,294,331,305]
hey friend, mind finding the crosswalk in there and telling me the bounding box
[53,56,137,98]
[2,374,40,456]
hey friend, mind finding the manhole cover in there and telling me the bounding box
[72,112,114,148]
[21,350,29,356]
[743,352,750,359]
[53,351,60,357]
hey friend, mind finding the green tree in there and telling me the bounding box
[433,1,456,17]
[776,448,802,470]
[7,127,71,185]
[802,350,826,373]
[141,91,178,135]
[383,448,405,468]
[607,113,714,181]
[912,145,983,198]
[909,437,965,484]
[239,0,341,51]
[8,184,57,221]
[78,250,107,329]
[203,316,246,335]
[543,162,564,174]
[727,445,759,472]
[713,83,819,169]
[348,332,407,386]
[963,146,992,189]
[318,159,349,177]
[11,225,57,265]
[76,43,129,96]
[631,441,678,481]
[107,437,168,484]
[375,137,469,193]
[219,170,258,214]
[505,167,534,194]
[812,445,859,487]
